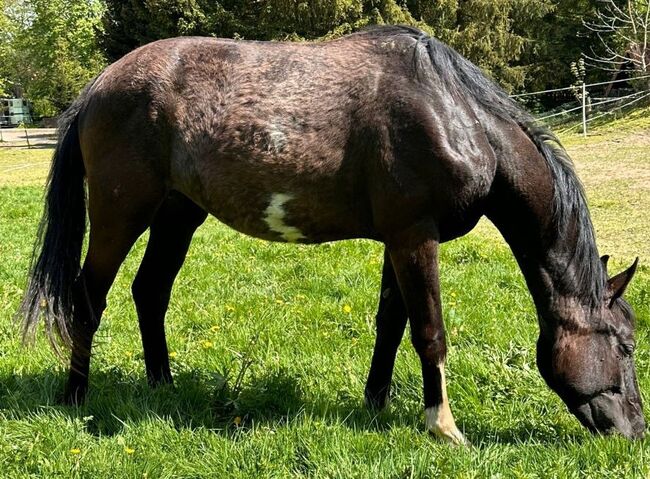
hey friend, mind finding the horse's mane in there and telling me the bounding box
[357,25,605,305]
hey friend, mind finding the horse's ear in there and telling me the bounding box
[606,257,639,307]
[600,255,610,274]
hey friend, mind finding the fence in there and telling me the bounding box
[0,124,57,148]
[511,74,650,136]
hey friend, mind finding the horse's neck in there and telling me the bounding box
[485,136,600,330]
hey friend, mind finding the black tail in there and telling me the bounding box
[19,82,95,353]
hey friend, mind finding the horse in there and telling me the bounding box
[20,25,644,444]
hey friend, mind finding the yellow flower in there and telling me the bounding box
[234,416,242,426]
[124,447,135,455]
[225,305,235,312]
[70,448,81,454]
[125,351,133,359]
[275,299,284,305]
[201,340,213,349]
[343,304,352,313]
[210,325,220,333]
[169,351,178,359]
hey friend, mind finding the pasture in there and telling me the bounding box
[1,112,649,477]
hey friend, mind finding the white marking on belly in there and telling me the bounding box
[263,193,306,242]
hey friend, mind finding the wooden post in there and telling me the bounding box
[23,123,31,149]
[582,82,587,137]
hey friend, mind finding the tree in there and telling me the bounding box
[514,0,606,93]
[2,0,106,116]
[101,0,561,92]
[583,0,650,82]
[409,0,555,91]
[0,0,21,97]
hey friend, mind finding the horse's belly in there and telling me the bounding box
[182,178,373,244]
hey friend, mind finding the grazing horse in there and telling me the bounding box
[20,26,644,444]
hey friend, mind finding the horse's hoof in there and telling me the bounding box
[148,373,174,389]
[62,385,87,406]
[429,426,471,447]
[364,389,390,410]
[425,406,470,447]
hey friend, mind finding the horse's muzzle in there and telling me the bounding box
[573,390,646,440]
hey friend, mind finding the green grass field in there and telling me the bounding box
[1,113,649,477]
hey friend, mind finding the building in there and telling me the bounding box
[0,97,33,126]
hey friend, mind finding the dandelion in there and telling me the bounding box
[275,299,284,305]
[124,447,135,455]
[233,416,242,426]
[201,340,213,349]
[70,448,81,454]
[210,325,220,333]
[225,304,235,312]
[169,351,178,359]
[125,351,133,359]
[343,304,352,313]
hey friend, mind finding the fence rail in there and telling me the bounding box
[511,74,650,136]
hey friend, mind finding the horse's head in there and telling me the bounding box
[536,257,645,439]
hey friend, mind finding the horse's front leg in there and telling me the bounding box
[387,235,468,446]
[365,248,408,409]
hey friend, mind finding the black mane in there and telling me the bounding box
[360,25,605,305]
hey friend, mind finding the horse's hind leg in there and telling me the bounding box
[64,166,165,405]
[364,248,408,409]
[131,191,207,386]
[65,220,155,404]
[387,234,468,446]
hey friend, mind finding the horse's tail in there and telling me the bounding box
[19,80,96,354]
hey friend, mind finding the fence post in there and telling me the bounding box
[23,123,31,149]
[582,82,587,137]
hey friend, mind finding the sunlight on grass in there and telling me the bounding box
[0,148,51,187]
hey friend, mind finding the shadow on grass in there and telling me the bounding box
[0,367,583,446]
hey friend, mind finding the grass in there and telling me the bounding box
[1,116,650,477]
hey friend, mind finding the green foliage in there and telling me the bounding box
[98,0,614,94]
[0,0,635,115]
[1,0,106,117]
[0,0,17,97]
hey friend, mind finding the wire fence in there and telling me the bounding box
[512,74,650,136]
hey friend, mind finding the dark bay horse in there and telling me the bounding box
[20,26,644,443]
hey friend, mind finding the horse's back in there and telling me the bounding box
[76,32,496,244]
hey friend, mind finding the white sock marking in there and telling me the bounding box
[425,363,469,446]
